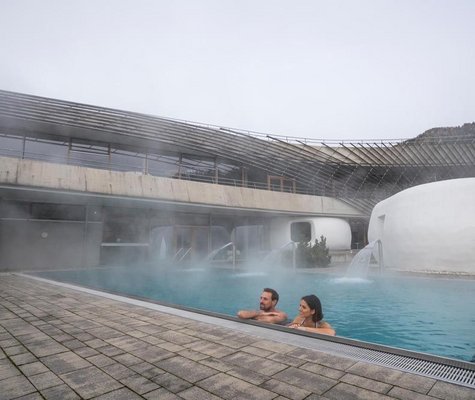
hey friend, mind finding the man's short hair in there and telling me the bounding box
[263,288,279,303]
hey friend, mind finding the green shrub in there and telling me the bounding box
[293,235,332,268]
[310,235,332,267]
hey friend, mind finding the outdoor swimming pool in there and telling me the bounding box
[33,265,475,363]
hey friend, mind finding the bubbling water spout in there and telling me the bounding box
[345,240,383,279]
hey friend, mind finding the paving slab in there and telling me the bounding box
[91,387,144,400]
[428,380,475,400]
[339,372,393,394]
[85,353,116,368]
[182,339,236,358]
[272,366,338,395]
[41,351,91,374]
[40,383,81,400]
[3,344,29,357]
[198,357,234,373]
[18,360,49,376]
[143,387,182,400]
[100,361,136,380]
[300,361,346,380]
[260,378,312,400]
[13,393,44,400]
[324,382,394,400]
[387,386,438,400]
[0,358,21,380]
[119,374,160,394]
[0,374,37,400]
[24,339,69,358]
[197,372,278,400]
[177,347,210,361]
[157,355,219,383]
[151,371,193,392]
[221,351,288,376]
[28,370,64,390]
[130,362,166,379]
[73,346,100,358]
[133,344,175,363]
[10,351,38,366]
[177,386,224,400]
[60,365,123,399]
[226,365,271,385]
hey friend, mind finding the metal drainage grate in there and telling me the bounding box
[304,338,475,389]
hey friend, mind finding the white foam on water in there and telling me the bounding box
[180,268,206,272]
[331,276,373,284]
[233,271,268,278]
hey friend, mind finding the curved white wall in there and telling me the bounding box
[368,178,475,273]
[311,217,352,250]
[270,217,352,251]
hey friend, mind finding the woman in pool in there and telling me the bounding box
[288,294,335,336]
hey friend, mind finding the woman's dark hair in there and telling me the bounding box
[302,294,323,323]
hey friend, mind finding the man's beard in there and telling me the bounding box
[260,303,271,312]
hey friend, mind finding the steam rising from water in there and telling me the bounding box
[332,276,373,284]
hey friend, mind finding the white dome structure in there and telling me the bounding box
[368,178,475,273]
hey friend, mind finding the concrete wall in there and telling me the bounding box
[0,156,362,217]
[368,178,475,273]
[0,220,102,271]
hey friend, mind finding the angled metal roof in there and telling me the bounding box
[1,89,474,215]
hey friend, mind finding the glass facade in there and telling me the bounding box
[0,131,292,191]
[0,133,23,157]
[0,200,86,221]
[69,140,110,169]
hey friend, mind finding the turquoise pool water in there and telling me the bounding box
[33,265,475,362]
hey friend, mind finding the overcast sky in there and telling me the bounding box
[1,0,474,140]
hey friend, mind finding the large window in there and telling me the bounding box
[179,154,216,183]
[216,161,244,186]
[0,200,30,218]
[147,153,179,178]
[31,203,86,221]
[268,175,296,193]
[69,140,110,169]
[102,208,149,243]
[25,137,68,163]
[0,133,23,157]
[291,222,311,242]
[110,148,145,172]
[0,201,87,221]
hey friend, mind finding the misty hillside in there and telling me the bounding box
[409,122,475,142]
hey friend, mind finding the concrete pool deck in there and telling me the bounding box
[1,274,474,400]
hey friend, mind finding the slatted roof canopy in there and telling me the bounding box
[1,89,474,215]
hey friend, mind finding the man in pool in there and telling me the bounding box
[237,288,288,324]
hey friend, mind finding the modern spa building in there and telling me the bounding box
[1,89,474,271]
